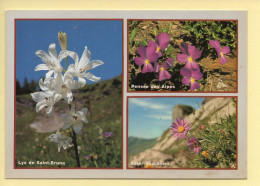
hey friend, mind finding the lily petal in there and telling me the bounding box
[78,46,91,70]
[83,72,101,82]
[35,64,49,71]
[87,60,104,70]
[73,123,83,134]
[35,50,53,64]
[36,101,47,112]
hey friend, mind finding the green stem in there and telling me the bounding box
[71,128,81,167]
[65,57,68,71]
[94,161,98,168]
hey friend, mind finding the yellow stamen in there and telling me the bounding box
[220,52,224,57]
[178,126,185,133]
[156,46,160,52]
[188,57,193,62]
[145,59,150,64]
[80,65,89,73]
[160,67,164,71]
[190,77,195,83]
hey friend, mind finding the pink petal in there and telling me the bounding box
[221,46,230,54]
[184,61,200,71]
[156,33,170,50]
[177,54,189,63]
[158,71,164,81]
[148,53,159,62]
[137,45,146,57]
[146,41,157,57]
[163,58,173,69]
[180,68,191,77]
[192,70,203,80]
[154,62,160,72]
[190,81,200,91]
[188,45,201,59]
[182,77,191,85]
[220,55,228,65]
[134,57,145,66]
[209,40,221,52]
[156,51,163,58]
[147,63,154,72]
[141,64,148,73]
[163,70,171,80]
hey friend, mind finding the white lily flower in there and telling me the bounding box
[62,107,88,134]
[35,43,68,78]
[31,91,55,114]
[66,46,104,87]
[31,78,60,114]
[49,130,73,152]
[54,72,78,104]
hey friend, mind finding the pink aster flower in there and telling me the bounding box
[187,137,201,153]
[209,40,230,65]
[148,33,170,57]
[154,58,173,81]
[171,119,192,140]
[135,43,159,73]
[177,43,201,71]
[180,68,203,91]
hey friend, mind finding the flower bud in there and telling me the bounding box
[58,32,68,50]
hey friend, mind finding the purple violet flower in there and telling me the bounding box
[177,43,201,71]
[104,132,112,138]
[171,119,192,140]
[180,68,203,91]
[84,155,90,160]
[209,40,230,65]
[134,43,159,73]
[187,137,201,154]
[148,33,170,57]
[154,58,173,81]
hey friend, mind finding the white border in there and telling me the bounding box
[5,10,247,179]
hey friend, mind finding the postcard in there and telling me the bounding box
[5,10,247,179]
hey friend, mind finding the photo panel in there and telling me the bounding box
[127,96,237,169]
[14,19,123,169]
[128,20,238,92]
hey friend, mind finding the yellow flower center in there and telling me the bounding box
[178,126,185,133]
[156,46,160,52]
[188,57,193,62]
[190,77,195,83]
[145,59,150,64]
[220,52,223,57]
[160,67,165,71]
